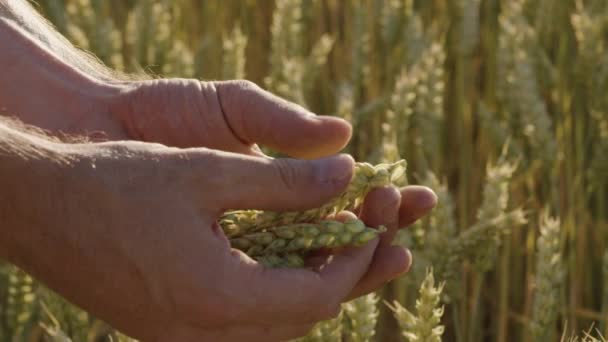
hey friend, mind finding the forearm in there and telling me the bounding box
[0,119,69,263]
[0,1,127,136]
[0,0,117,82]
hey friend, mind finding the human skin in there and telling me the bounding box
[0,2,437,341]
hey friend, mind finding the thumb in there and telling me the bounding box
[195,150,354,211]
[214,80,353,159]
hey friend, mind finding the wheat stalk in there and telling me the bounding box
[418,172,458,297]
[602,250,608,337]
[458,0,481,56]
[471,158,518,272]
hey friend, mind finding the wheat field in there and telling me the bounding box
[1,0,607,341]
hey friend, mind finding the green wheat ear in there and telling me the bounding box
[530,212,564,341]
[387,268,445,342]
[343,292,379,342]
[220,160,407,238]
[237,219,385,269]
[223,161,403,269]
[231,219,384,256]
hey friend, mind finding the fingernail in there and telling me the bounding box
[313,154,354,186]
[422,189,438,209]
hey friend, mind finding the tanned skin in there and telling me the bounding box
[0,1,437,340]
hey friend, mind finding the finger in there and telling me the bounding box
[236,235,378,325]
[187,149,354,211]
[214,80,352,159]
[360,186,402,246]
[344,186,437,299]
[344,186,406,299]
[398,186,438,228]
[345,246,412,300]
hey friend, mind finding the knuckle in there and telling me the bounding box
[213,80,264,141]
[171,147,224,189]
[233,79,260,92]
[220,79,261,97]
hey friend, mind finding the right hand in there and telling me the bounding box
[7,139,378,342]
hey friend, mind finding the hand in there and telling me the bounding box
[106,79,438,298]
[2,8,435,339]
[11,71,437,321]
[7,139,379,342]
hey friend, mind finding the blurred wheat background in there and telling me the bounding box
[1,0,607,341]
